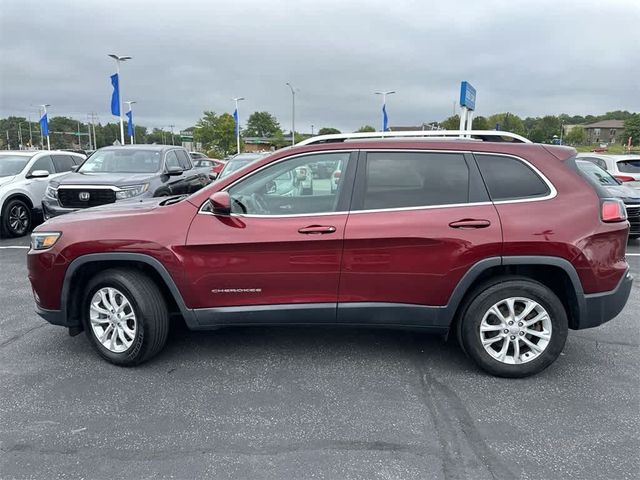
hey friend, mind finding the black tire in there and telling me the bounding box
[457,277,568,378]
[1,198,32,238]
[82,268,169,366]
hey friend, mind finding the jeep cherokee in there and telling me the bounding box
[27,131,633,377]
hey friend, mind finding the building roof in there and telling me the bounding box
[583,120,625,129]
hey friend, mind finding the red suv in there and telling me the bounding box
[27,132,633,377]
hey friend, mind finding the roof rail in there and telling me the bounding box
[296,130,532,146]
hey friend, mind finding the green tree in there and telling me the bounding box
[470,116,489,130]
[487,113,526,136]
[355,125,376,133]
[193,111,237,156]
[244,111,281,137]
[318,127,341,135]
[529,115,562,143]
[564,126,587,145]
[623,114,640,146]
[440,115,460,130]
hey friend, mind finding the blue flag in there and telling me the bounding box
[39,113,49,137]
[382,104,389,132]
[110,73,120,116]
[126,110,133,137]
[233,108,239,137]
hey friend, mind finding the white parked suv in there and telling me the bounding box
[577,153,640,189]
[0,150,85,237]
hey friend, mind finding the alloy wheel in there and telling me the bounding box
[89,287,137,353]
[8,204,29,235]
[479,297,552,364]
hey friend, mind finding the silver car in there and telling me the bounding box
[0,150,85,237]
[577,153,640,189]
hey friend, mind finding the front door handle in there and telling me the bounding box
[448,219,491,229]
[298,225,337,235]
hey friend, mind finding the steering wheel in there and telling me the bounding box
[251,193,270,214]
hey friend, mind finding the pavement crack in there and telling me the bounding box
[0,323,48,349]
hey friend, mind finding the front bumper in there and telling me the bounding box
[578,269,633,329]
[42,199,79,219]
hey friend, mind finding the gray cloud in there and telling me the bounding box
[1,0,638,132]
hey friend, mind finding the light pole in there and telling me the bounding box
[286,82,296,146]
[233,97,244,154]
[311,124,314,136]
[108,54,131,145]
[375,91,395,132]
[169,125,175,145]
[560,120,564,145]
[125,100,136,144]
[40,104,51,150]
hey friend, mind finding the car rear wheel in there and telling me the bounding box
[458,278,568,378]
[1,198,32,237]
[82,269,169,366]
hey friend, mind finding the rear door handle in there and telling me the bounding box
[448,219,491,229]
[298,225,337,235]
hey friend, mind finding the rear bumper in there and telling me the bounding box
[577,269,633,329]
[35,305,66,326]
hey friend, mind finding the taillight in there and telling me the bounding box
[601,199,627,222]
[614,175,635,182]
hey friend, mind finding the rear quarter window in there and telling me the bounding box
[475,154,550,201]
[617,159,640,173]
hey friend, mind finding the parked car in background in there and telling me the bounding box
[192,158,225,179]
[577,153,640,189]
[0,150,85,237]
[42,145,212,219]
[189,151,208,161]
[217,152,268,180]
[577,160,640,240]
[28,131,633,377]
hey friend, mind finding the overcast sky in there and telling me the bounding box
[1,0,638,133]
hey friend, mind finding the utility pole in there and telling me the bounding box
[169,125,175,145]
[286,82,296,146]
[18,123,23,149]
[90,113,98,149]
[5,130,9,150]
[28,116,33,148]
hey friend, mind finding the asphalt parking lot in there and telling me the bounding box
[1,235,638,480]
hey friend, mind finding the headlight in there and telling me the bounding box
[115,184,149,200]
[45,185,58,199]
[31,232,61,250]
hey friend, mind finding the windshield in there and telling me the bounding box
[617,158,640,174]
[577,161,620,186]
[218,154,263,179]
[0,155,32,177]
[78,149,162,173]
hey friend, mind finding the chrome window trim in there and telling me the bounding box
[472,151,558,204]
[197,149,558,217]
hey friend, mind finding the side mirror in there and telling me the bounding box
[209,191,231,216]
[29,170,50,178]
[166,166,183,176]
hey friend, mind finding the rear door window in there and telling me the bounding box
[356,152,470,210]
[475,154,550,201]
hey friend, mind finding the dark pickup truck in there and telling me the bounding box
[42,145,213,218]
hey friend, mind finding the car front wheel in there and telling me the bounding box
[458,278,568,378]
[82,269,169,366]
[1,198,32,237]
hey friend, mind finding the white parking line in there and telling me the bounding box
[0,246,29,249]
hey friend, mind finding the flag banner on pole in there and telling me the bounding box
[233,108,239,137]
[39,113,49,137]
[382,104,389,132]
[126,110,134,136]
[110,73,120,116]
